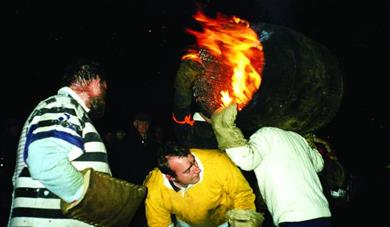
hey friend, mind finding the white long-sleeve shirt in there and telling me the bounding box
[226,127,331,226]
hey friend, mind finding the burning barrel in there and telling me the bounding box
[235,23,344,135]
[174,12,343,139]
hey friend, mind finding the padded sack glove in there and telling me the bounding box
[226,209,264,227]
[174,60,204,109]
[211,103,247,150]
[61,168,147,227]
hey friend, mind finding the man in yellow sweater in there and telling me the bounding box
[144,143,263,227]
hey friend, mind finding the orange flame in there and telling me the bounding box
[184,11,264,110]
[172,113,195,126]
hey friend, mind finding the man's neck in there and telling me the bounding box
[172,180,188,189]
[166,178,189,192]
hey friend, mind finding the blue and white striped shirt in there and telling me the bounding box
[8,87,110,227]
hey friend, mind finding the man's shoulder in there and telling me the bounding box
[191,148,224,158]
[144,168,163,187]
[256,126,283,133]
[36,92,77,109]
[191,149,231,166]
[252,127,291,139]
[28,94,77,120]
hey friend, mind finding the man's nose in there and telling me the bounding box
[193,165,200,174]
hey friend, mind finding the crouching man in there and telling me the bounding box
[144,143,263,227]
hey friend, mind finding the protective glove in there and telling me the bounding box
[174,60,204,110]
[211,103,247,150]
[61,168,147,227]
[226,209,264,227]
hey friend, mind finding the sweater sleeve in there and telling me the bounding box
[26,138,84,202]
[25,103,85,203]
[144,172,173,227]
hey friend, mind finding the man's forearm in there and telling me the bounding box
[211,104,247,150]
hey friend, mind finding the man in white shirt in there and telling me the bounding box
[211,103,332,227]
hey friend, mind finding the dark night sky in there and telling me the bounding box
[5,0,389,171]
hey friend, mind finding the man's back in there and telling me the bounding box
[247,127,331,225]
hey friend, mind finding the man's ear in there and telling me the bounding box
[133,120,138,128]
[88,78,102,96]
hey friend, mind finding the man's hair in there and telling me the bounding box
[157,142,190,177]
[61,59,106,86]
[133,112,151,123]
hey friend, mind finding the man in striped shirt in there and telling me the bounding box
[8,60,112,226]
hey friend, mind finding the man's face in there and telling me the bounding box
[88,78,107,119]
[167,154,201,187]
[134,120,150,136]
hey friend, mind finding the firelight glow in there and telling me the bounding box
[184,11,265,110]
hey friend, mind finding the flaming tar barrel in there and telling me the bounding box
[176,22,343,137]
[235,23,344,135]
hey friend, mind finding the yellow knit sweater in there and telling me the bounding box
[144,149,256,227]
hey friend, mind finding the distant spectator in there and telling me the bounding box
[111,112,162,227]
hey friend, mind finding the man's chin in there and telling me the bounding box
[192,175,200,184]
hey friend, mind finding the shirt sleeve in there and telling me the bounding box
[219,153,256,210]
[225,129,265,171]
[225,146,261,171]
[306,145,324,173]
[26,138,84,202]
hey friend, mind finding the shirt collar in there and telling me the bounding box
[193,112,206,121]
[58,87,90,112]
